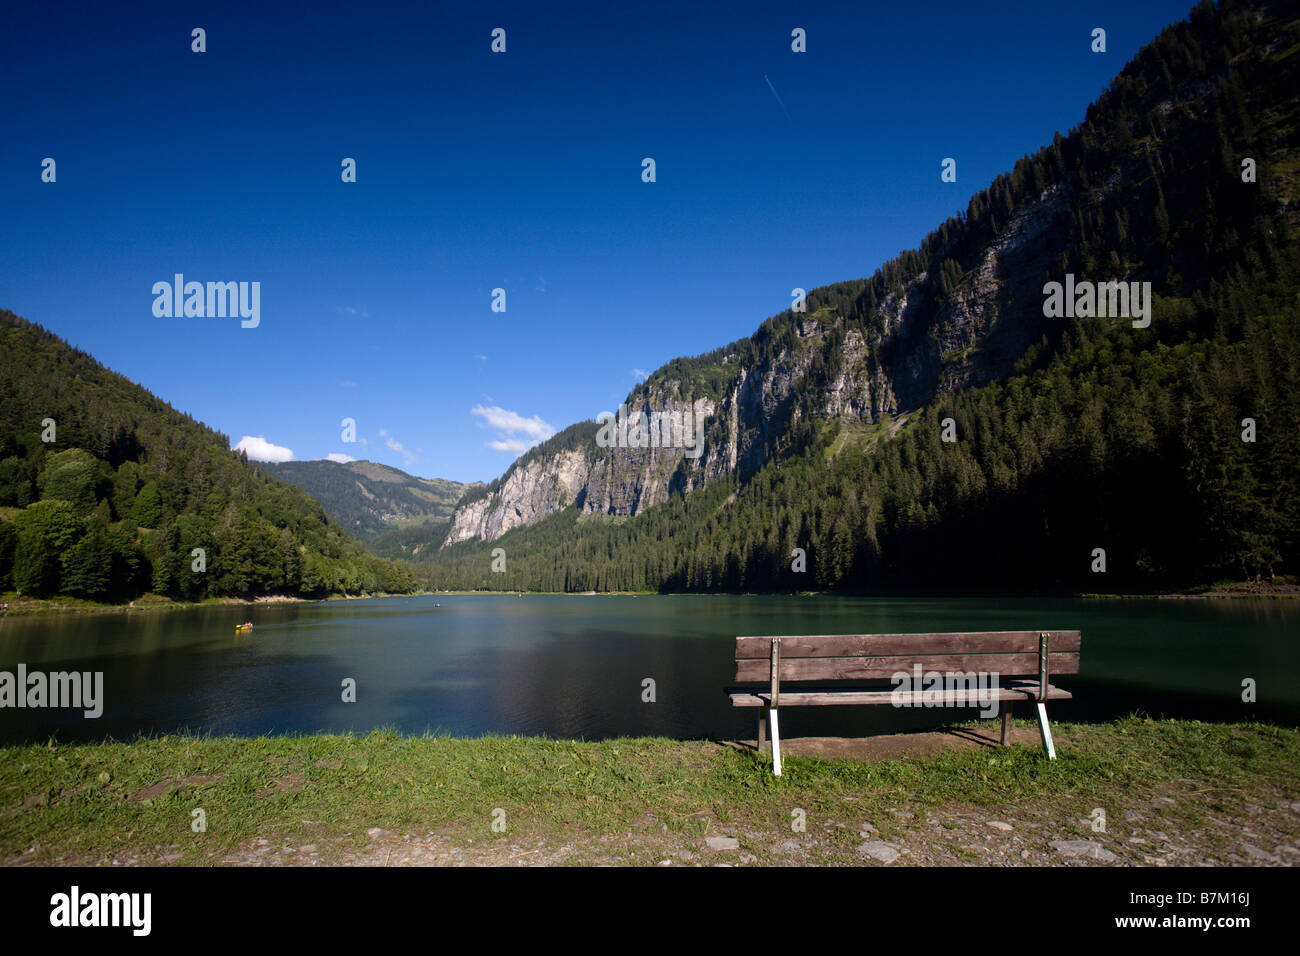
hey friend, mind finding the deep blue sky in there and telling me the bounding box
[1,0,1196,483]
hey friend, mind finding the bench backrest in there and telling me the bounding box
[734,631,1082,699]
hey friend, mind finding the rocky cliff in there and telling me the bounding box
[443,176,1073,547]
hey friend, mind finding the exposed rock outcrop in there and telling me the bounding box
[445,182,1073,547]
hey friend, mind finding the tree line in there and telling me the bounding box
[0,313,417,601]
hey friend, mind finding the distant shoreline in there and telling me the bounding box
[0,591,421,618]
[4,584,1296,618]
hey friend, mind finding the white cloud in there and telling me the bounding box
[326,452,356,463]
[471,405,554,439]
[471,404,557,453]
[385,436,417,467]
[632,368,648,381]
[235,435,294,463]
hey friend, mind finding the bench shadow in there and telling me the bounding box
[709,722,1007,758]
[942,725,1003,748]
[712,737,759,754]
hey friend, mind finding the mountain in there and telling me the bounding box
[0,313,418,600]
[425,0,1300,594]
[257,459,471,553]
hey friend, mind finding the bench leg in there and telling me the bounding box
[757,707,768,753]
[769,708,783,777]
[1036,701,1056,760]
[1000,702,1013,747]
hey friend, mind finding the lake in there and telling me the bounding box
[0,594,1296,744]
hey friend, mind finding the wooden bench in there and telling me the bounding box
[726,630,1081,775]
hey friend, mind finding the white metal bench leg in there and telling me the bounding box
[1036,701,1056,759]
[769,707,782,776]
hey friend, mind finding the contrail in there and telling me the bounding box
[764,74,791,121]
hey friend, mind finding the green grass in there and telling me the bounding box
[0,591,424,617]
[825,418,898,460]
[1,717,1296,865]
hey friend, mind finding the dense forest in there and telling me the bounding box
[0,313,418,601]
[423,0,1300,594]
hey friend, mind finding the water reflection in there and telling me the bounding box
[0,594,1295,744]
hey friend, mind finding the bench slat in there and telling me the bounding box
[726,680,1074,707]
[735,631,1081,659]
[734,651,1080,683]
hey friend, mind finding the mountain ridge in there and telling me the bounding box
[441,0,1269,548]
[258,458,471,544]
[423,0,1300,593]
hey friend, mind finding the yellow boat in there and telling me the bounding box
[235,623,253,632]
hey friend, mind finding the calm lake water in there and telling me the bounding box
[0,595,1296,744]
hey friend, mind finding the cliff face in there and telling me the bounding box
[930,184,1070,396]
[445,398,719,545]
[444,185,1074,546]
[427,0,1300,594]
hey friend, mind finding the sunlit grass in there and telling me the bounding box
[1,717,1295,865]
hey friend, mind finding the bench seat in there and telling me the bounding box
[726,630,1082,775]
[725,679,1074,708]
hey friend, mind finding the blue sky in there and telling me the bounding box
[0,0,1196,484]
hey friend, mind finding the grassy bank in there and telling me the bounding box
[0,591,431,618]
[2,717,1297,866]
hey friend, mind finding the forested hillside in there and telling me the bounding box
[0,313,417,601]
[258,459,468,546]
[424,0,1300,594]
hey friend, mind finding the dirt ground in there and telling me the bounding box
[728,723,1037,761]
